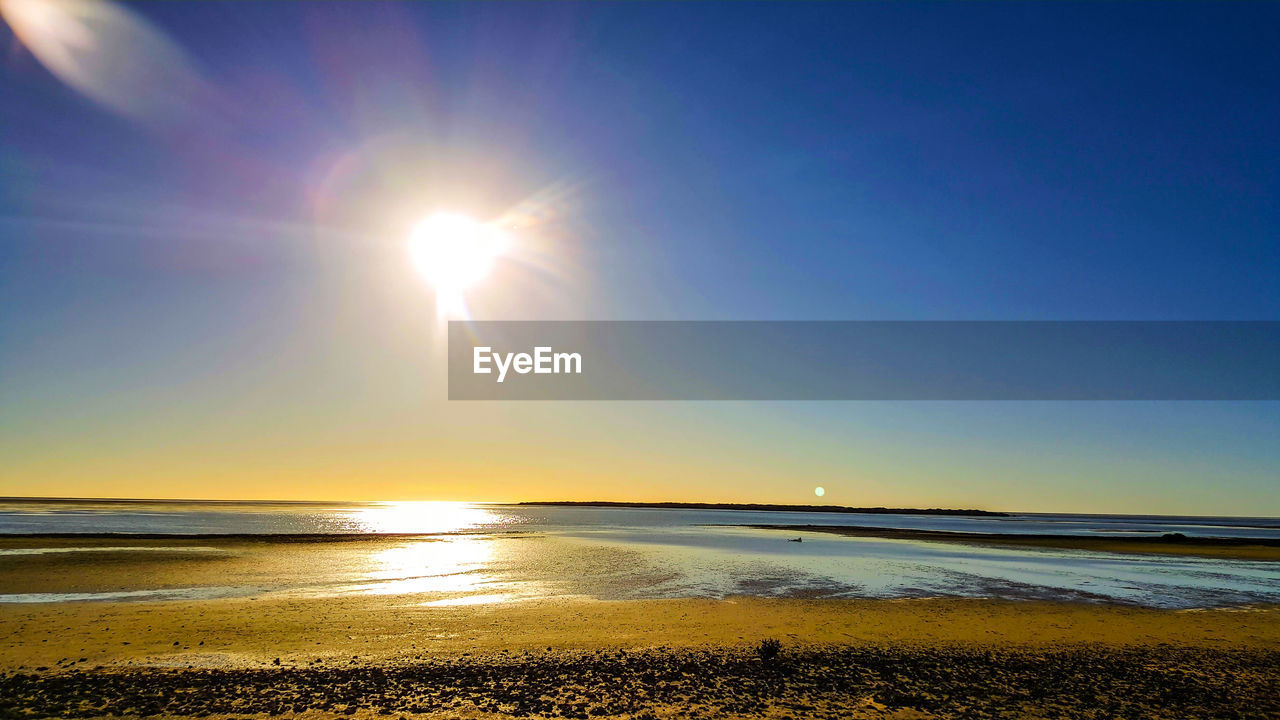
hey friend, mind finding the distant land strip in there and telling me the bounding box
[0,532,526,545]
[744,524,1280,561]
[0,497,359,507]
[515,501,1008,517]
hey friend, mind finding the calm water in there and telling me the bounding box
[1,500,1279,609]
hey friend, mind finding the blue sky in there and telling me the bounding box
[0,2,1277,512]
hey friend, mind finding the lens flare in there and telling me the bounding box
[0,0,204,122]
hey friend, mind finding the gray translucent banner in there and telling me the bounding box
[447,321,1280,400]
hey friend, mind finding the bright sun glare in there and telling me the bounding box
[408,213,509,317]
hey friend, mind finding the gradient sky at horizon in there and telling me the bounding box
[1,1,1277,514]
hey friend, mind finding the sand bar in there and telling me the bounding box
[744,523,1280,560]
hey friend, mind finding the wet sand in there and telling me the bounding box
[2,594,1279,718]
[744,523,1280,561]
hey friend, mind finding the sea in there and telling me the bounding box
[2,499,1278,609]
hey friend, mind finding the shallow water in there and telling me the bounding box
[1,500,1278,608]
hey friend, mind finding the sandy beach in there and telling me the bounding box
[2,593,1279,719]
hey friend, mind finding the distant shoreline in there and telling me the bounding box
[516,501,1008,516]
[0,496,357,507]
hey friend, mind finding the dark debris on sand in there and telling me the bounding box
[1,645,1278,719]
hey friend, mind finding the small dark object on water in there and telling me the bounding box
[788,537,802,542]
[1161,532,1189,541]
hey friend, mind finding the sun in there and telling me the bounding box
[408,213,509,316]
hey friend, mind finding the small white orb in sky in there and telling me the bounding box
[814,486,825,497]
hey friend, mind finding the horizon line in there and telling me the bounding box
[1,496,1277,521]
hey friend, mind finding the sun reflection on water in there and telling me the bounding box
[360,536,495,596]
[317,502,539,605]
